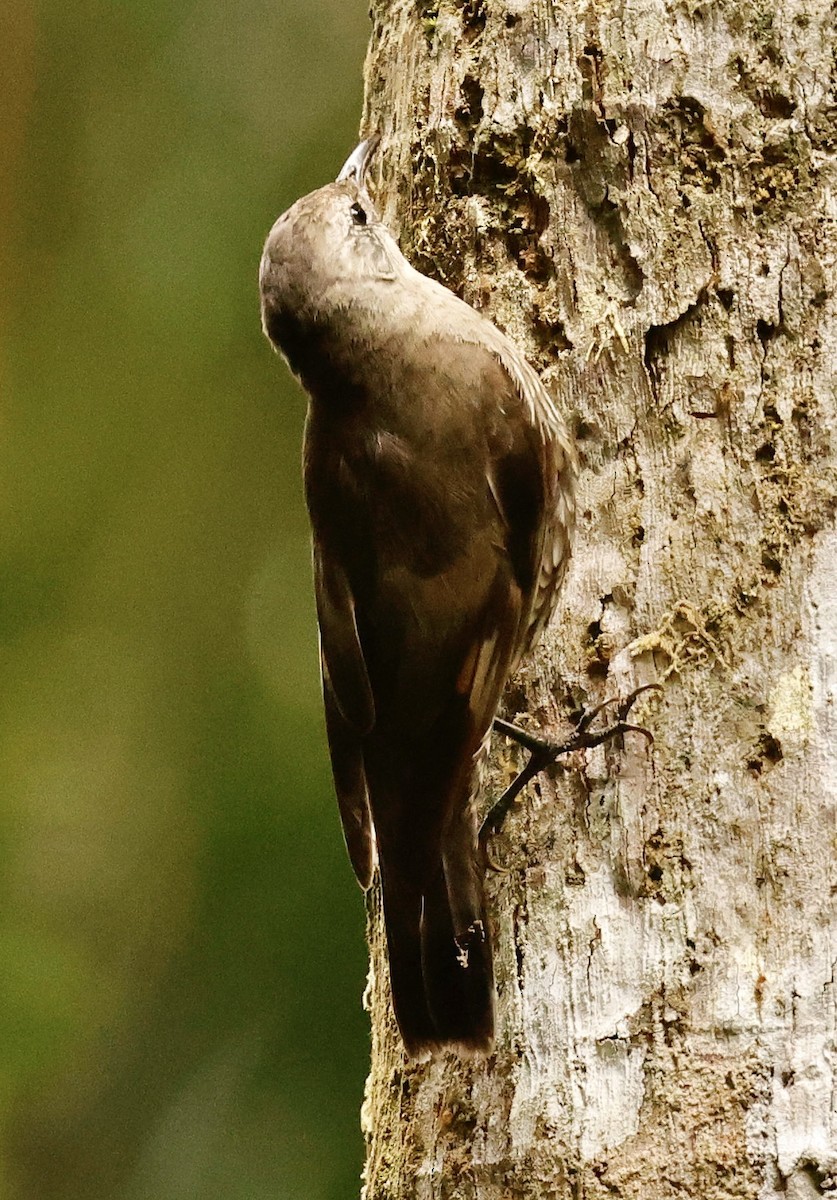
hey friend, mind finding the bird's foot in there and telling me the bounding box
[480,684,661,848]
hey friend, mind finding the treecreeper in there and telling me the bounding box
[259,135,577,1058]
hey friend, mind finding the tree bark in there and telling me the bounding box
[358,1,837,1195]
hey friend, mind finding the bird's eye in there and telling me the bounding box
[350,202,368,226]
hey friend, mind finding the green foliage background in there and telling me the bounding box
[1,1,371,1196]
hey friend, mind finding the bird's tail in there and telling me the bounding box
[379,818,494,1059]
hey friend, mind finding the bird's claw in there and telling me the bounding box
[480,683,661,847]
[572,683,661,747]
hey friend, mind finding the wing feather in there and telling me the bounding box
[313,547,374,734]
[321,667,375,888]
[314,545,375,887]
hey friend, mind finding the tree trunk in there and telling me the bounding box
[358,1,837,1195]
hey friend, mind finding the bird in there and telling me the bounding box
[259,134,577,1058]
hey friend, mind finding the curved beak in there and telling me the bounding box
[336,134,381,187]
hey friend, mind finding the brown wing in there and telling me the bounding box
[313,546,375,888]
[482,339,577,663]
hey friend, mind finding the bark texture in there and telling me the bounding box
[358,1,837,1195]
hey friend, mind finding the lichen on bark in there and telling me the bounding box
[358,1,837,1196]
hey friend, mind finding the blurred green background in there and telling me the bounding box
[0,1,372,1196]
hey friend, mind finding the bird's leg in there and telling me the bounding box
[480,685,661,846]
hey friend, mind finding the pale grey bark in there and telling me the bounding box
[358,1,837,1196]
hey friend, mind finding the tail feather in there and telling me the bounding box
[380,855,494,1058]
[379,872,439,1057]
[364,723,495,1057]
[421,865,494,1051]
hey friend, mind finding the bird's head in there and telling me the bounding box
[259,135,400,348]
